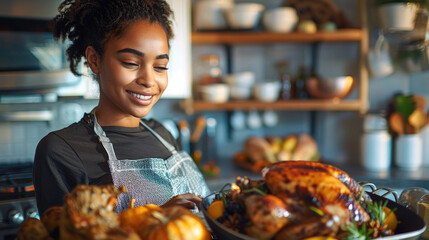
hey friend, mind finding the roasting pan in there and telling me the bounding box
[201,186,427,240]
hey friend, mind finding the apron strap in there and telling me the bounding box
[139,120,177,154]
[90,108,176,156]
[92,112,119,160]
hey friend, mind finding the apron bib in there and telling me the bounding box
[92,114,210,213]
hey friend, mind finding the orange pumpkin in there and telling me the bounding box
[41,206,63,234]
[119,199,162,231]
[16,218,50,240]
[137,206,211,240]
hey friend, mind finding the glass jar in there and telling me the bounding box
[199,54,222,85]
[294,65,308,99]
[276,60,295,100]
[417,193,429,239]
[399,187,429,213]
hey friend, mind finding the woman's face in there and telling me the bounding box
[89,20,169,122]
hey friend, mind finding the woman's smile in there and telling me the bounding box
[127,90,154,105]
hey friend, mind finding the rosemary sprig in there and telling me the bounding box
[343,199,399,239]
[218,183,231,207]
[309,206,324,216]
[366,200,398,226]
[242,187,267,196]
[343,221,374,240]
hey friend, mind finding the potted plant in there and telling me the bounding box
[376,0,427,31]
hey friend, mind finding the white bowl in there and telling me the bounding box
[224,71,255,87]
[225,3,265,29]
[230,86,252,100]
[198,84,230,103]
[263,7,298,33]
[193,0,234,30]
[252,81,281,102]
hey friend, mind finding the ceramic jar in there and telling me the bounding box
[395,134,422,170]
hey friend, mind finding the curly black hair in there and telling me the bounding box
[50,0,174,76]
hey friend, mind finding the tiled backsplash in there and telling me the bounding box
[0,121,63,164]
[0,100,98,164]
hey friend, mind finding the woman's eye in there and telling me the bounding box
[154,66,169,71]
[122,62,139,67]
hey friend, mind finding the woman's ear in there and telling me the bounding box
[85,46,100,74]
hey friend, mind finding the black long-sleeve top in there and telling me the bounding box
[33,113,180,215]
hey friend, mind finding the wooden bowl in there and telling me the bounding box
[306,76,354,99]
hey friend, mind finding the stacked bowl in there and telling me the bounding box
[224,3,265,30]
[263,7,298,33]
[224,72,255,100]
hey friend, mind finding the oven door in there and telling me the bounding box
[0,0,85,96]
[0,29,80,94]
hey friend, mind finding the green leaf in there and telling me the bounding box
[395,95,416,134]
[219,183,231,207]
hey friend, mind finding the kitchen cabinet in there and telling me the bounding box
[183,0,369,114]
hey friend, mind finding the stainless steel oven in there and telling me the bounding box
[0,2,70,238]
[0,0,90,100]
[0,163,36,240]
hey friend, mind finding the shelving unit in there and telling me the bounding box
[191,99,362,112]
[191,29,363,44]
[183,0,369,114]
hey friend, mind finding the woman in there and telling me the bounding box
[33,0,210,215]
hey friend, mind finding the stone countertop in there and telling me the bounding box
[204,160,429,192]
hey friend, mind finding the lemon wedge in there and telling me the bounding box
[383,206,398,232]
[207,200,225,220]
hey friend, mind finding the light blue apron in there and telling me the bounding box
[92,114,210,213]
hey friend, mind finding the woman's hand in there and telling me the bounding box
[162,193,203,210]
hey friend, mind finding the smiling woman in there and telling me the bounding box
[33,0,210,216]
[86,20,170,124]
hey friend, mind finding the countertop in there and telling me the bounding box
[204,160,429,193]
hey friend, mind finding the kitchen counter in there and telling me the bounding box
[204,160,429,194]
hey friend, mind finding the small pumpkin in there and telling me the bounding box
[119,199,162,231]
[41,206,63,234]
[137,206,211,240]
[16,217,51,240]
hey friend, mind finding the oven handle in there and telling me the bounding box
[0,110,53,122]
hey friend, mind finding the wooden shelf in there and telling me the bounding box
[192,29,363,44]
[186,2,370,115]
[190,99,363,112]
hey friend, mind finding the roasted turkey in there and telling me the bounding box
[59,184,139,240]
[244,194,292,240]
[231,161,373,239]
